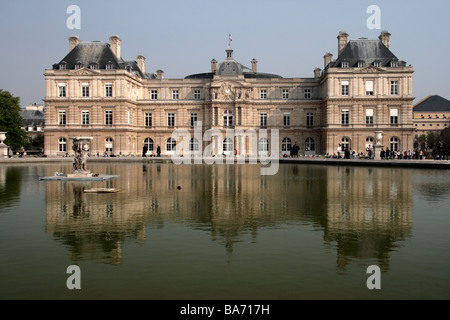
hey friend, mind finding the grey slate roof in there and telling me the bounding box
[52,41,156,79]
[22,109,45,128]
[328,39,406,68]
[185,45,282,79]
[413,95,450,112]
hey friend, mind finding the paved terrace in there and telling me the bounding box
[1,155,449,169]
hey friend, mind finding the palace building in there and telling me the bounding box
[43,31,415,157]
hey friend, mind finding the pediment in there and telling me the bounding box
[70,68,99,75]
[357,65,384,73]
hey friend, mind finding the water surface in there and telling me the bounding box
[0,162,449,300]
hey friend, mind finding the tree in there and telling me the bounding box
[0,89,28,148]
[440,127,450,158]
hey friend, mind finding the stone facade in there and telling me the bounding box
[44,31,415,157]
[413,95,450,136]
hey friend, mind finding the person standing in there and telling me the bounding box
[337,144,342,159]
[157,145,161,157]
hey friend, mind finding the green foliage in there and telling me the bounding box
[0,89,28,148]
[440,127,450,150]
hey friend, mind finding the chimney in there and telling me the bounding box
[314,68,321,78]
[68,35,81,51]
[337,31,349,55]
[137,55,146,74]
[324,52,333,68]
[251,58,258,73]
[379,30,391,49]
[156,69,164,80]
[109,35,122,59]
[211,59,217,73]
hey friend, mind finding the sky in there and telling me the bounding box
[0,0,449,108]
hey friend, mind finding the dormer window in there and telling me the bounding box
[106,62,113,70]
[75,61,83,70]
[390,60,399,67]
[357,61,365,68]
[126,66,132,72]
[341,61,349,68]
[373,61,381,67]
[59,61,67,70]
[89,63,98,70]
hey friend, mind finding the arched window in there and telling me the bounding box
[341,137,350,150]
[390,137,400,152]
[223,110,233,127]
[58,138,67,152]
[281,137,291,152]
[105,137,113,152]
[189,138,199,152]
[305,137,315,151]
[366,137,374,149]
[166,137,176,151]
[258,138,269,152]
[144,138,154,151]
[223,137,233,152]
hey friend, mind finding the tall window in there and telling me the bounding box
[105,110,113,125]
[105,137,113,152]
[260,112,267,127]
[58,138,67,152]
[172,89,179,100]
[189,138,199,152]
[223,138,233,152]
[390,108,399,125]
[390,81,399,95]
[223,110,233,127]
[282,137,292,152]
[194,90,201,100]
[366,137,374,149]
[105,83,113,97]
[306,112,314,127]
[366,109,374,125]
[145,112,152,127]
[341,109,349,125]
[82,110,89,125]
[258,138,269,152]
[144,138,154,151]
[151,90,158,100]
[260,89,267,99]
[390,137,399,152]
[168,112,175,127]
[341,81,349,96]
[283,112,290,127]
[304,88,311,99]
[282,89,289,99]
[58,110,66,125]
[58,84,66,97]
[341,137,350,150]
[81,83,89,97]
[190,112,198,127]
[305,137,315,151]
[365,80,374,96]
[166,138,176,151]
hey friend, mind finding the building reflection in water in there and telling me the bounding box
[43,163,412,270]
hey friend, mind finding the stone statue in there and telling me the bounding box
[72,139,90,172]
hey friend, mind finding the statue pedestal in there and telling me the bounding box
[373,144,384,160]
[67,170,93,178]
[0,144,8,158]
